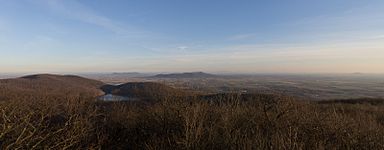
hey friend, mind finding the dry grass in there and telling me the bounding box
[1,90,383,149]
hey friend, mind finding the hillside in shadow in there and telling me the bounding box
[104,82,185,100]
[0,74,105,100]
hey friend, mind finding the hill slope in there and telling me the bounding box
[101,82,185,100]
[0,74,105,100]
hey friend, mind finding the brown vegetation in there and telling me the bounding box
[0,74,104,100]
[0,75,383,149]
[105,82,186,100]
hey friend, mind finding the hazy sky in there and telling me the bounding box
[1,0,384,73]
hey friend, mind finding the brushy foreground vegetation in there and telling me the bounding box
[1,92,383,149]
[0,75,383,149]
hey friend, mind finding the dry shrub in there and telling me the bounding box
[0,95,106,149]
[1,92,383,149]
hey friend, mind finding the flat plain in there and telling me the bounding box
[86,73,384,100]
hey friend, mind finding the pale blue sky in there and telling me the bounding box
[1,0,384,73]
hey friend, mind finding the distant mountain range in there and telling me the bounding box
[152,72,217,78]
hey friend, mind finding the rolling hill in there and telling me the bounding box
[101,82,186,100]
[0,74,105,99]
[0,74,187,101]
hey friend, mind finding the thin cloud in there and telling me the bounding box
[228,33,256,40]
[371,35,384,39]
[23,35,56,50]
[142,38,384,73]
[33,0,144,36]
[177,46,188,51]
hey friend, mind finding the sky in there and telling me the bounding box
[0,0,384,74]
